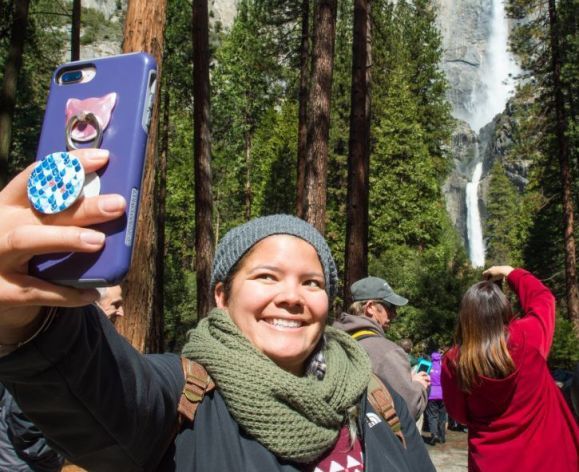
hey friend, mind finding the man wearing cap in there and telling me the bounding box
[333,276,431,419]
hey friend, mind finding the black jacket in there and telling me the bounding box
[0,383,64,472]
[0,306,434,471]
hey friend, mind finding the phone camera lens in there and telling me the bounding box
[61,70,83,84]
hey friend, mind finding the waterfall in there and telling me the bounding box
[466,160,485,267]
[463,0,519,268]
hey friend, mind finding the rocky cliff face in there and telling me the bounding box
[436,0,492,126]
[82,0,124,20]
[76,0,238,61]
[435,0,524,251]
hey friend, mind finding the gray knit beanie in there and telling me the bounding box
[211,214,339,299]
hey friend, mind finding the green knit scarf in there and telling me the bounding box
[181,308,371,464]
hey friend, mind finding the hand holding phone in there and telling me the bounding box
[0,149,123,341]
[416,358,432,374]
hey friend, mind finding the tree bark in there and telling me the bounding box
[244,128,253,220]
[304,0,337,234]
[0,0,30,189]
[153,85,170,352]
[193,0,215,320]
[344,0,371,307]
[71,0,81,61]
[116,0,167,353]
[295,0,310,219]
[548,0,579,332]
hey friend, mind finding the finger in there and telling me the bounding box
[41,194,126,227]
[0,149,110,207]
[2,225,105,264]
[70,148,110,174]
[0,273,99,307]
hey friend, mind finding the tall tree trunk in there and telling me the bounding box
[244,128,252,220]
[153,85,170,352]
[548,0,579,331]
[295,0,310,219]
[304,0,337,233]
[71,0,81,61]
[117,0,167,353]
[0,0,30,189]
[193,0,215,320]
[344,0,371,307]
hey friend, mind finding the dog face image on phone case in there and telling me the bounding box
[64,92,118,198]
[65,92,117,150]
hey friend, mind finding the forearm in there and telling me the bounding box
[507,268,556,355]
[377,353,427,419]
[0,306,183,471]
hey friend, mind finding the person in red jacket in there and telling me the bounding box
[442,265,579,471]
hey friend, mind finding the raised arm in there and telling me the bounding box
[506,268,556,358]
[483,265,556,358]
[0,149,124,349]
[0,151,185,470]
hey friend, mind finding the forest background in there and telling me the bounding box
[0,0,576,370]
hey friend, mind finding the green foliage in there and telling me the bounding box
[485,160,535,266]
[370,225,477,351]
[325,0,354,272]
[250,100,298,215]
[161,0,200,349]
[80,7,122,45]
[503,0,578,314]
[369,0,453,253]
[550,311,579,370]
[1,0,67,175]
[163,101,197,349]
[211,0,290,232]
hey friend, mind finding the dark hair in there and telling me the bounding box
[398,338,413,354]
[454,281,515,392]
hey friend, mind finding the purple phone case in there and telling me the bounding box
[29,52,157,287]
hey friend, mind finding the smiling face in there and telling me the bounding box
[214,235,329,376]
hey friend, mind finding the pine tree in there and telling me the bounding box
[0,0,30,189]
[508,0,578,329]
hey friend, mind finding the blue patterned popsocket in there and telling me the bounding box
[27,152,85,214]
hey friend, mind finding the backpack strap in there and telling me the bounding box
[177,357,215,425]
[367,374,406,448]
[351,329,380,341]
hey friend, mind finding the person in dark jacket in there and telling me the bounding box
[0,150,435,471]
[0,383,64,472]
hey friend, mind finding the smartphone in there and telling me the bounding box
[29,52,157,287]
[416,358,432,374]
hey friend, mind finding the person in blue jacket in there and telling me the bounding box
[0,149,435,471]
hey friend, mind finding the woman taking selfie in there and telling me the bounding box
[0,150,433,471]
[442,265,578,472]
